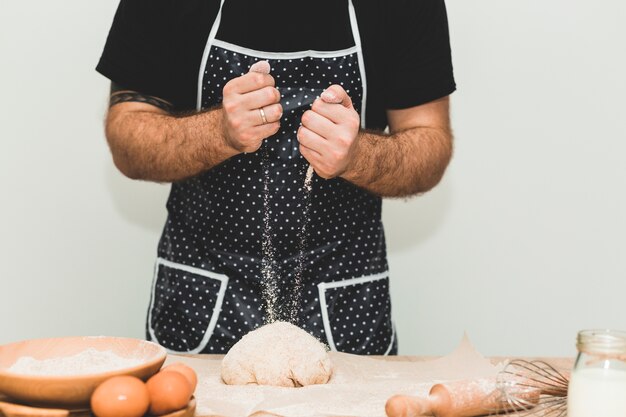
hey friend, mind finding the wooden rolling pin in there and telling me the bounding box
[385,379,540,417]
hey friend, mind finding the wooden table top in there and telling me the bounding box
[0,355,573,417]
[188,354,573,417]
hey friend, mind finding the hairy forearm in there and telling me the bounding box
[105,106,237,182]
[342,127,453,197]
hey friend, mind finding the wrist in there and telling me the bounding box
[215,108,241,158]
[339,131,366,183]
[196,108,239,168]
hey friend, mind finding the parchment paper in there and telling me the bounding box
[165,335,502,417]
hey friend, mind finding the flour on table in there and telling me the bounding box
[221,321,333,387]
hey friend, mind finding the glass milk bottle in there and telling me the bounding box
[567,329,626,417]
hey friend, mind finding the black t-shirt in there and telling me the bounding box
[96,0,456,130]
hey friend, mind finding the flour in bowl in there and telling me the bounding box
[7,348,144,376]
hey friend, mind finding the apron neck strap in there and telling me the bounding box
[197,0,368,128]
[196,0,226,110]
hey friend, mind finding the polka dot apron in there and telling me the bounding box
[147,0,397,355]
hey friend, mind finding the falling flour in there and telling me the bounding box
[304,165,314,192]
[287,164,314,322]
[260,153,312,325]
[7,348,143,376]
[255,60,314,325]
[261,155,280,324]
[253,60,281,324]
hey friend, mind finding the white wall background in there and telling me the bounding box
[1,0,624,358]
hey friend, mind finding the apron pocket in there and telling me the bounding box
[148,257,229,353]
[317,271,395,355]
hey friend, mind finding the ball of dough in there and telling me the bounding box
[221,321,333,387]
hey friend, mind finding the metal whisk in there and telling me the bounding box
[494,359,569,416]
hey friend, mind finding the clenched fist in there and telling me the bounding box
[221,61,282,153]
[297,85,361,179]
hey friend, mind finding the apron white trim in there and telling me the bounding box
[348,0,368,128]
[196,0,226,111]
[317,270,394,354]
[211,39,360,60]
[148,257,229,354]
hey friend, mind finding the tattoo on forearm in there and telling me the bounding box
[109,82,173,112]
[109,91,174,112]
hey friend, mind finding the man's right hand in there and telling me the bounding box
[221,67,282,154]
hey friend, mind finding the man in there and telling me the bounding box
[97,0,455,355]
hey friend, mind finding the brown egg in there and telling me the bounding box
[162,362,198,392]
[90,375,150,417]
[146,370,192,415]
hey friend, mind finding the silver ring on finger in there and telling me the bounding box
[259,107,268,125]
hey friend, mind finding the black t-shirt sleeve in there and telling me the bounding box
[96,0,174,102]
[384,0,456,109]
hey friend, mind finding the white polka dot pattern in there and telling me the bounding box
[324,279,394,353]
[148,44,396,355]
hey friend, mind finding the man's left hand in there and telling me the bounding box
[297,85,361,179]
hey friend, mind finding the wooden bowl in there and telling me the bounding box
[0,336,167,408]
